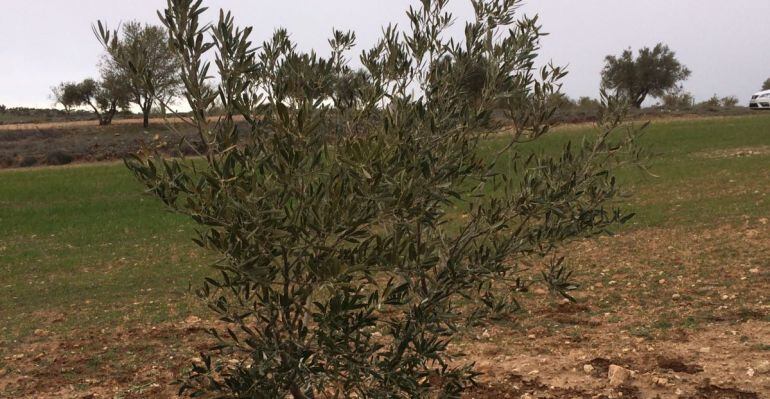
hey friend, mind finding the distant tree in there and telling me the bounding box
[763,78,770,91]
[94,21,182,128]
[660,87,694,110]
[56,78,130,125]
[55,81,88,117]
[697,94,722,110]
[332,69,372,110]
[721,96,739,108]
[601,43,691,108]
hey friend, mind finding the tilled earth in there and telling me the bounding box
[0,122,203,169]
[1,221,768,398]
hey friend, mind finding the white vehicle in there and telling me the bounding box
[750,90,770,110]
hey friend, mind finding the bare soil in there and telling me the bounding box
[0,122,204,169]
[1,221,767,398]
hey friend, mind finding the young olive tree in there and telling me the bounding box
[125,0,645,397]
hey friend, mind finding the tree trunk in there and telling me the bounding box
[142,110,150,128]
[632,89,649,109]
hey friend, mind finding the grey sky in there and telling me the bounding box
[1,0,769,108]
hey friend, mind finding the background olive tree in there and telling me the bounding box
[601,43,691,108]
[52,77,130,125]
[121,0,646,397]
[762,78,770,91]
[95,21,182,128]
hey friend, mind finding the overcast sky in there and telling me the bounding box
[1,0,769,108]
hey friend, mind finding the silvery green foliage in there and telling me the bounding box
[126,0,645,397]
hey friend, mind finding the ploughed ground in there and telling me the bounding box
[0,121,204,169]
[1,221,767,398]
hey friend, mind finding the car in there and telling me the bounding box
[750,89,770,110]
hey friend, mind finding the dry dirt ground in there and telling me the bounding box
[1,221,767,398]
[0,123,203,169]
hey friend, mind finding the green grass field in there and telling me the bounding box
[1,114,769,343]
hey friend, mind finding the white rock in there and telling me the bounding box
[608,364,632,387]
[583,364,595,374]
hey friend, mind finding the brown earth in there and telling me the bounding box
[1,221,767,398]
[0,123,204,169]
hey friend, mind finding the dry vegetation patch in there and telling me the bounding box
[692,145,770,160]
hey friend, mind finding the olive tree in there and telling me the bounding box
[94,21,182,128]
[601,43,691,108]
[53,77,130,125]
[124,0,646,397]
[762,78,770,91]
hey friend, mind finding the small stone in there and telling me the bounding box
[608,364,632,387]
[747,368,755,377]
[749,268,759,274]
[672,293,681,300]
[482,329,491,338]
[583,364,595,374]
[658,279,666,284]
[698,347,711,354]
[653,377,668,386]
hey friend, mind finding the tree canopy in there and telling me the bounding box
[762,78,770,91]
[95,21,182,127]
[53,77,130,125]
[601,43,691,108]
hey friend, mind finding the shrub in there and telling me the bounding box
[661,91,694,110]
[125,0,646,397]
[19,156,37,168]
[695,94,723,112]
[45,151,74,166]
[720,96,740,108]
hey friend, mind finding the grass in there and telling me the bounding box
[1,113,769,343]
